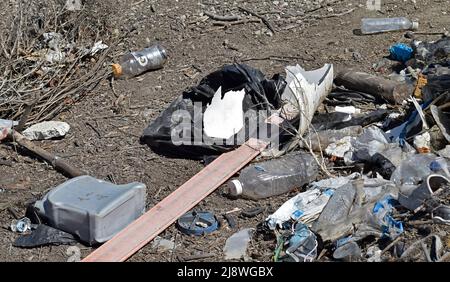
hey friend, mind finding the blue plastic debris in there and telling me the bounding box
[389,43,414,63]
[373,196,404,239]
[254,165,266,172]
[286,222,318,262]
[176,211,219,236]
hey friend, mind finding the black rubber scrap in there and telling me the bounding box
[222,214,237,229]
[241,206,265,218]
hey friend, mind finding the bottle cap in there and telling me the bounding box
[228,180,243,196]
[411,21,419,30]
[157,45,168,60]
[112,64,122,78]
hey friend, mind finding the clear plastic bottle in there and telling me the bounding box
[227,151,318,200]
[112,45,167,79]
[361,17,419,34]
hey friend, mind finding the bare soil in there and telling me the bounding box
[0,0,449,262]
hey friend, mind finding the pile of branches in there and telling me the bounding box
[0,0,118,124]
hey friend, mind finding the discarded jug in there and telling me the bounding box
[34,175,146,245]
[112,44,167,79]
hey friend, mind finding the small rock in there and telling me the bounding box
[23,121,70,141]
[352,52,363,62]
[65,0,82,11]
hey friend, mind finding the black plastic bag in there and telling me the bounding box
[141,64,286,159]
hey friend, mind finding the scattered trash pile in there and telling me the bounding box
[2,14,450,263]
[0,1,113,124]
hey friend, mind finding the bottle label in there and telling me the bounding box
[131,51,149,67]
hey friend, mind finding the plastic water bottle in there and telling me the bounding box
[361,17,419,34]
[227,152,318,200]
[112,45,167,79]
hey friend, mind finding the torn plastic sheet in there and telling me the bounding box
[325,126,392,163]
[0,119,17,141]
[312,183,356,238]
[390,153,446,188]
[308,173,360,191]
[223,228,254,260]
[203,87,245,139]
[266,189,334,230]
[372,195,404,239]
[325,136,355,159]
[386,100,433,145]
[285,222,318,262]
[13,224,77,248]
[89,41,109,56]
[300,126,363,152]
[281,64,334,134]
[141,64,286,159]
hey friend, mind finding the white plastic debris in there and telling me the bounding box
[326,126,391,163]
[413,132,431,153]
[366,246,382,262]
[266,189,334,229]
[281,64,334,135]
[151,236,176,252]
[335,106,361,115]
[203,87,245,139]
[42,32,65,63]
[325,136,355,158]
[65,0,82,11]
[45,50,65,64]
[309,173,361,191]
[223,228,254,260]
[23,121,70,140]
[90,41,109,56]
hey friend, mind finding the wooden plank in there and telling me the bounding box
[82,139,269,262]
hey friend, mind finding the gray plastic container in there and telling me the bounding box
[34,176,146,245]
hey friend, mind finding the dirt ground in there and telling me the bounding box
[0,0,449,262]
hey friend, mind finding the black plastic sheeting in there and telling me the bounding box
[325,87,379,106]
[141,64,286,159]
[413,37,450,66]
[311,109,389,131]
[14,224,77,248]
